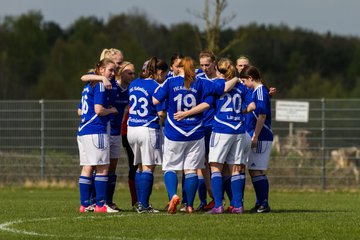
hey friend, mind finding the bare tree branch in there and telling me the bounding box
[188,0,239,54]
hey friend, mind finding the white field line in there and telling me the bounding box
[0,217,57,237]
[0,214,169,240]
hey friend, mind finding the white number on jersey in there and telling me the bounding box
[81,95,89,115]
[129,95,149,117]
[219,93,242,113]
[174,93,196,112]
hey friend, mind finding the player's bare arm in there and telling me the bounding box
[243,102,256,114]
[94,104,118,116]
[223,77,241,92]
[158,110,166,125]
[81,74,112,90]
[251,114,266,148]
[173,102,210,121]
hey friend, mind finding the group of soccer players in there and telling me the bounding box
[76,48,274,214]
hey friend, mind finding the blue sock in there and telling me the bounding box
[184,173,198,208]
[164,171,178,199]
[252,175,269,207]
[95,175,108,207]
[231,174,242,208]
[135,170,142,203]
[261,175,269,207]
[222,175,232,204]
[89,171,96,205]
[181,172,187,204]
[140,170,154,208]
[239,172,246,206]
[198,176,207,205]
[106,173,117,205]
[79,176,92,207]
[211,172,223,208]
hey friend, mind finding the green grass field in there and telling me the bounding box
[0,186,359,240]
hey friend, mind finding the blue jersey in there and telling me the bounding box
[198,75,218,127]
[153,75,225,141]
[166,71,175,79]
[78,82,111,136]
[212,80,248,134]
[247,85,273,141]
[110,83,129,135]
[128,78,164,129]
[167,68,203,80]
[87,72,117,107]
[196,68,204,78]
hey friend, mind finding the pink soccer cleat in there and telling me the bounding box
[206,206,224,214]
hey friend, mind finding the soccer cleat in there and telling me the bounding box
[249,204,261,213]
[179,203,187,212]
[79,205,94,213]
[257,205,271,213]
[227,206,234,213]
[135,203,148,214]
[94,205,107,213]
[94,204,120,213]
[108,203,122,211]
[146,204,160,213]
[167,194,181,214]
[196,202,207,211]
[185,206,194,214]
[230,206,244,214]
[203,199,215,210]
[206,206,224,214]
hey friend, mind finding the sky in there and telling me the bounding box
[0,0,360,37]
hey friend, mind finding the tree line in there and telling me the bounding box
[1,11,360,100]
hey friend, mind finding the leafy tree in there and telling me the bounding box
[1,11,49,99]
[1,9,360,100]
[165,23,201,59]
[350,77,360,98]
[288,72,344,98]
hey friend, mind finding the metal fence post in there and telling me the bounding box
[39,99,45,180]
[321,98,326,190]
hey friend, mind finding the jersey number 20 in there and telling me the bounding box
[220,93,242,113]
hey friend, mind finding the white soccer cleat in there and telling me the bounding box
[94,204,120,213]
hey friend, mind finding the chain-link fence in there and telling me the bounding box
[0,99,359,189]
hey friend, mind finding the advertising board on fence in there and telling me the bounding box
[275,100,309,123]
